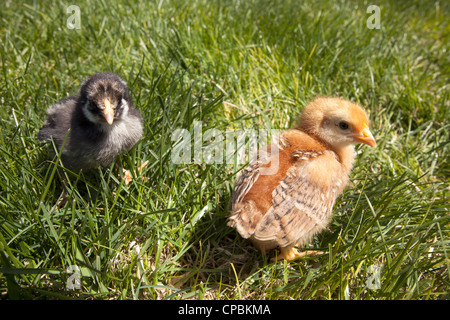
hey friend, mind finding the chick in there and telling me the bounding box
[38,72,144,180]
[228,97,376,261]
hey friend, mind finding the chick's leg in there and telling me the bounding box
[275,246,324,261]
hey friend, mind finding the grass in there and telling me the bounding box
[0,0,448,300]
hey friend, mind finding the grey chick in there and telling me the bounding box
[38,72,144,174]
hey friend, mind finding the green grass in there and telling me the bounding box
[0,0,448,300]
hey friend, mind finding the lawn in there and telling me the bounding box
[0,0,448,300]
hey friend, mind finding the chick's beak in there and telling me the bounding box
[103,98,114,125]
[354,123,376,147]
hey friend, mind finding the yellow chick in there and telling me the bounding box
[228,97,376,261]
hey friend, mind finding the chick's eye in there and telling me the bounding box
[338,121,349,130]
[88,101,97,111]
